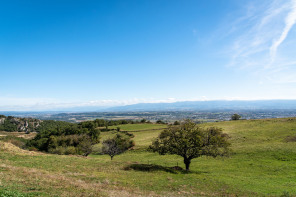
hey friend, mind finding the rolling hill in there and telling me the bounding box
[1,118,296,196]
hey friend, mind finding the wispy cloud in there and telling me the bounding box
[270,0,296,63]
[225,0,296,83]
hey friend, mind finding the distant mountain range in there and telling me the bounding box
[2,100,296,114]
[101,100,296,112]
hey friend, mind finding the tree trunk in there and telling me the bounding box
[111,155,114,160]
[84,153,89,157]
[184,157,191,171]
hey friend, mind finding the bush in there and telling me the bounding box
[1,136,28,149]
[64,146,77,155]
[231,114,241,120]
[156,120,165,124]
[120,131,135,138]
[173,121,180,125]
[49,146,66,155]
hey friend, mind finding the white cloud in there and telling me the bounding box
[225,0,296,84]
[270,0,296,63]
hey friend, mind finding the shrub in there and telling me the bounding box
[49,146,66,155]
[231,114,241,120]
[64,146,77,155]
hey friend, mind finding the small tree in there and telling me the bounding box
[149,120,230,171]
[231,114,241,120]
[88,128,100,143]
[105,122,109,130]
[156,120,165,124]
[102,134,134,160]
[78,135,94,156]
[173,121,180,125]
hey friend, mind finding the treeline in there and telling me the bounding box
[0,114,152,133]
[27,120,100,156]
[94,118,152,128]
[0,115,41,133]
[0,115,17,132]
[27,118,142,156]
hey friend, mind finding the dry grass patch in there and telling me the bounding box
[0,162,152,197]
[0,147,166,197]
[0,141,41,155]
[17,132,37,139]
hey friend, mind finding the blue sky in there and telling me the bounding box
[1,0,296,110]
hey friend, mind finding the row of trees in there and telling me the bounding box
[28,120,100,155]
[27,119,135,157]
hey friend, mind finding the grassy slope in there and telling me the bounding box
[1,119,296,196]
[108,123,167,131]
[99,128,163,150]
[0,131,36,139]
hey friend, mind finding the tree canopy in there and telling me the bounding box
[28,120,100,156]
[231,114,241,120]
[149,120,230,171]
[102,134,134,160]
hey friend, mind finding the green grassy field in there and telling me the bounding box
[108,123,167,131]
[99,124,165,150]
[1,118,296,196]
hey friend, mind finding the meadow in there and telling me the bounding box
[108,123,167,132]
[1,118,296,196]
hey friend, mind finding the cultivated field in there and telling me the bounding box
[1,118,296,196]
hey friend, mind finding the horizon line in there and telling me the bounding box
[1,98,296,112]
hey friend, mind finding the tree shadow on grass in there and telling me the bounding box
[123,163,206,174]
[123,163,180,174]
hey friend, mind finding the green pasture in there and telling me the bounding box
[108,123,167,131]
[1,118,296,196]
